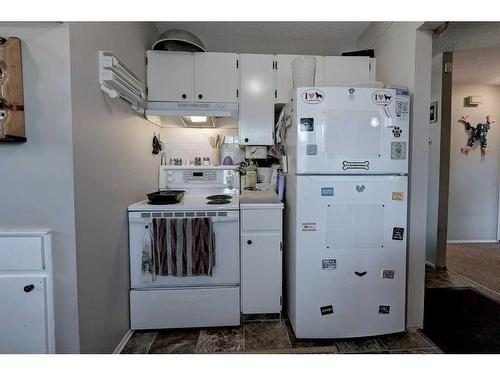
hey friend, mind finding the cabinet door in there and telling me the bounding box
[194,52,239,103]
[324,56,372,86]
[0,277,47,353]
[239,54,275,146]
[276,54,324,103]
[241,232,282,314]
[147,51,193,102]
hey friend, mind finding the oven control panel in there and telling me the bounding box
[183,171,216,181]
[159,167,239,189]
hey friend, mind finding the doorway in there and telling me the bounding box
[426,47,500,295]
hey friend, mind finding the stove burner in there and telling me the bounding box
[207,199,231,205]
[147,200,180,205]
[206,194,232,200]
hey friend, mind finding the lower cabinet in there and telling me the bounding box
[240,204,283,314]
[0,277,48,353]
[0,231,54,354]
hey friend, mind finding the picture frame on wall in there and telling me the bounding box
[430,101,438,124]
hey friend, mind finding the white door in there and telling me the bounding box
[129,211,240,288]
[292,175,407,338]
[0,277,48,353]
[276,54,324,103]
[147,51,193,102]
[194,52,240,103]
[241,232,282,314]
[294,87,410,174]
[239,54,275,146]
[324,56,372,86]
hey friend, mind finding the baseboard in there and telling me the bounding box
[447,240,498,244]
[113,329,133,354]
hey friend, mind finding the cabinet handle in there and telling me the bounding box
[182,94,187,99]
[244,138,249,143]
[198,94,203,99]
[23,284,34,293]
[354,271,367,277]
[247,240,252,245]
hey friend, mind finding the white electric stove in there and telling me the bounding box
[128,166,241,330]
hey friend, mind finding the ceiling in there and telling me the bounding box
[154,22,371,41]
[453,47,500,85]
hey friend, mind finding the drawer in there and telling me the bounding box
[241,209,282,231]
[0,237,44,271]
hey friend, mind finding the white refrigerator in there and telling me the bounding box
[285,87,410,338]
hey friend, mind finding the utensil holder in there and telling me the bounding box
[211,148,221,166]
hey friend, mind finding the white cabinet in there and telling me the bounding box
[147,51,239,103]
[276,54,324,103]
[240,203,283,314]
[194,52,239,102]
[239,54,275,146]
[324,56,375,86]
[0,231,54,354]
[0,277,47,353]
[147,51,193,102]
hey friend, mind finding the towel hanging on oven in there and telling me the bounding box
[141,224,155,283]
[149,217,215,277]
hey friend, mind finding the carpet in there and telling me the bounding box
[423,287,500,353]
[447,243,500,293]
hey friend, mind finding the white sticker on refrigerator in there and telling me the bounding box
[302,222,317,231]
[322,259,337,270]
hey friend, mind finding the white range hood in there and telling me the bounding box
[146,101,239,128]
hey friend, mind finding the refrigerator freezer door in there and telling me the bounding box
[288,175,407,338]
[293,87,409,174]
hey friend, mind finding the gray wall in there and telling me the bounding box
[68,22,159,353]
[0,23,80,353]
[357,22,433,328]
[426,54,443,265]
[447,84,500,242]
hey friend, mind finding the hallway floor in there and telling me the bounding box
[446,243,500,294]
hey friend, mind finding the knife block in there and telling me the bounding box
[0,37,25,143]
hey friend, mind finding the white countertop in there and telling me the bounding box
[240,190,283,208]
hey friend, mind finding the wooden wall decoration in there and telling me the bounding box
[0,37,26,143]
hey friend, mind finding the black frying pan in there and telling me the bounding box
[147,190,185,204]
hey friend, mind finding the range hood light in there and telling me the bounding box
[190,116,207,123]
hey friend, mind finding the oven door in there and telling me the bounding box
[128,210,240,289]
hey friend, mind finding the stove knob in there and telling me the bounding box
[247,240,252,245]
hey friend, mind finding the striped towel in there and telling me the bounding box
[151,218,215,277]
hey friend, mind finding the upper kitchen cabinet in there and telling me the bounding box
[194,52,239,102]
[324,56,375,86]
[275,54,324,103]
[239,54,275,146]
[146,51,239,103]
[147,51,193,102]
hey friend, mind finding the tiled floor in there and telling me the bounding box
[121,319,441,354]
[121,266,499,354]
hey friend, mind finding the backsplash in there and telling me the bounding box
[159,128,245,165]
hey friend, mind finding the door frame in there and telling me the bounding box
[435,52,453,268]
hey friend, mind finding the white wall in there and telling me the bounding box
[183,35,357,56]
[426,55,444,266]
[0,23,80,353]
[160,128,245,166]
[357,22,433,328]
[68,22,158,353]
[447,84,500,242]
